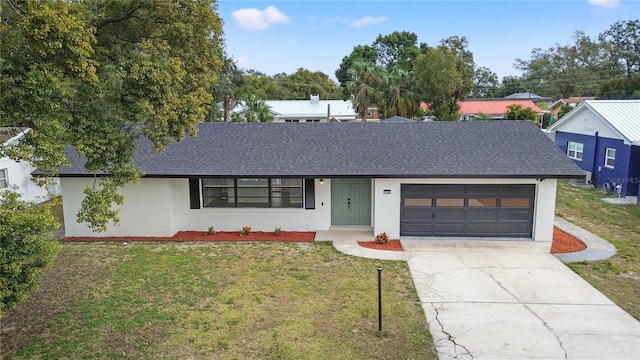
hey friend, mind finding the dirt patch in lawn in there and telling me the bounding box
[357,240,403,251]
[64,231,316,242]
[551,227,587,254]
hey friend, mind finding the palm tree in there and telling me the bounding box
[379,67,417,119]
[232,94,274,122]
[346,60,383,122]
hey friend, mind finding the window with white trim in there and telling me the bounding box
[605,148,616,168]
[0,168,7,188]
[202,178,303,208]
[567,142,583,160]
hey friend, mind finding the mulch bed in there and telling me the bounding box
[357,240,403,251]
[357,227,587,254]
[64,227,587,255]
[64,231,316,243]
[551,227,587,254]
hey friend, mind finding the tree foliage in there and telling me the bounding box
[0,0,224,231]
[335,45,378,97]
[231,94,274,123]
[208,54,246,122]
[372,31,421,72]
[598,20,640,78]
[504,104,539,123]
[0,190,61,317]
[557,103,575,120]
[345,60,383,121]
[413,47,462,120]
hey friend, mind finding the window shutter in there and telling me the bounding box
[189,178,201,209]
[304,178,315,209]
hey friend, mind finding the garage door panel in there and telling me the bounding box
[403,184,433,196]
[401,223,433,235]
[468,185,499,195]
[402,208,433,220]
[466,223,498,235]
[501,185,534,196]
[467,209,498,220]
[433,222,465,234]
[498,223,532,235]
[434,209,465,220]
[499,210,532,221]
[435,184,465,194]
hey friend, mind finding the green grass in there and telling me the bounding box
[555,180,640,319]
[0,241,436,359]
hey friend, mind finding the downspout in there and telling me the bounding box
[592,131,599,186]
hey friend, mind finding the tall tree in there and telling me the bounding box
[275,68,341,100]
[208,55,246,122]
[0,0,224,231]
[346,60,383,121]
[231,94,274,123]
[472,66,500,98]
[413,47,462,121]
[378,67,418,119]
[335,45,378,97]
[372,31,421,71]
[439,36,475,99]
[598,20,640,78]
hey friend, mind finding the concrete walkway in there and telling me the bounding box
[553,216,617,263]
[323,223,640,359]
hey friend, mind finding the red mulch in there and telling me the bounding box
[64,231,316,243]
[357,227,586,254]
[357,240,403,251]
[64,227,587,254]
[550,227,587,254]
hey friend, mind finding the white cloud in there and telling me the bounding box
[234,55,249,68]
[588,0,620,8]
[349,16,388,28]
[231,6,290,30]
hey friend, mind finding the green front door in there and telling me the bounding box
[331,178,371,225]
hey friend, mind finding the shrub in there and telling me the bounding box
[274,227,282,236]
[207,226,215,235]
[240,226,251,236]
[374,232,389,244]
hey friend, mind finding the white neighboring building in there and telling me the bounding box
[0,127,60,203]
[232,94,365,122]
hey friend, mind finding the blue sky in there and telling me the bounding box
[218,0,640,81]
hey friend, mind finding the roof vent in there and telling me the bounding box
[310,94,320,103]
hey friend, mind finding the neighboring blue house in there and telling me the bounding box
[548,100,640,202]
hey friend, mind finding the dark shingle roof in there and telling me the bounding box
[58,121,584,178]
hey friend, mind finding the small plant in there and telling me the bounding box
[207,226,215,235]
[240,226,251,236]
[374,232,389,244]
[274,227,282,236]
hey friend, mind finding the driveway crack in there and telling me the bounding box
[480,270,568,359]
[431,302,474,359]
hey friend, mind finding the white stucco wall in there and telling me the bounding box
[62,177,558,241]
[0,156,59,203]
[62,177,179,237]
[62,177,332,237]
[373,178,558,242]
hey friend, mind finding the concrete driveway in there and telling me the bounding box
[402,239,640,360]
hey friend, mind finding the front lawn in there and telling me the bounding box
[0,241,436,359]
[555,180,640,320]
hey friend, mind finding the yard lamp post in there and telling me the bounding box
[377,266,383,333]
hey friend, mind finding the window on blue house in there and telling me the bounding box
[605,148,616,168]
[567,142,583,160]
